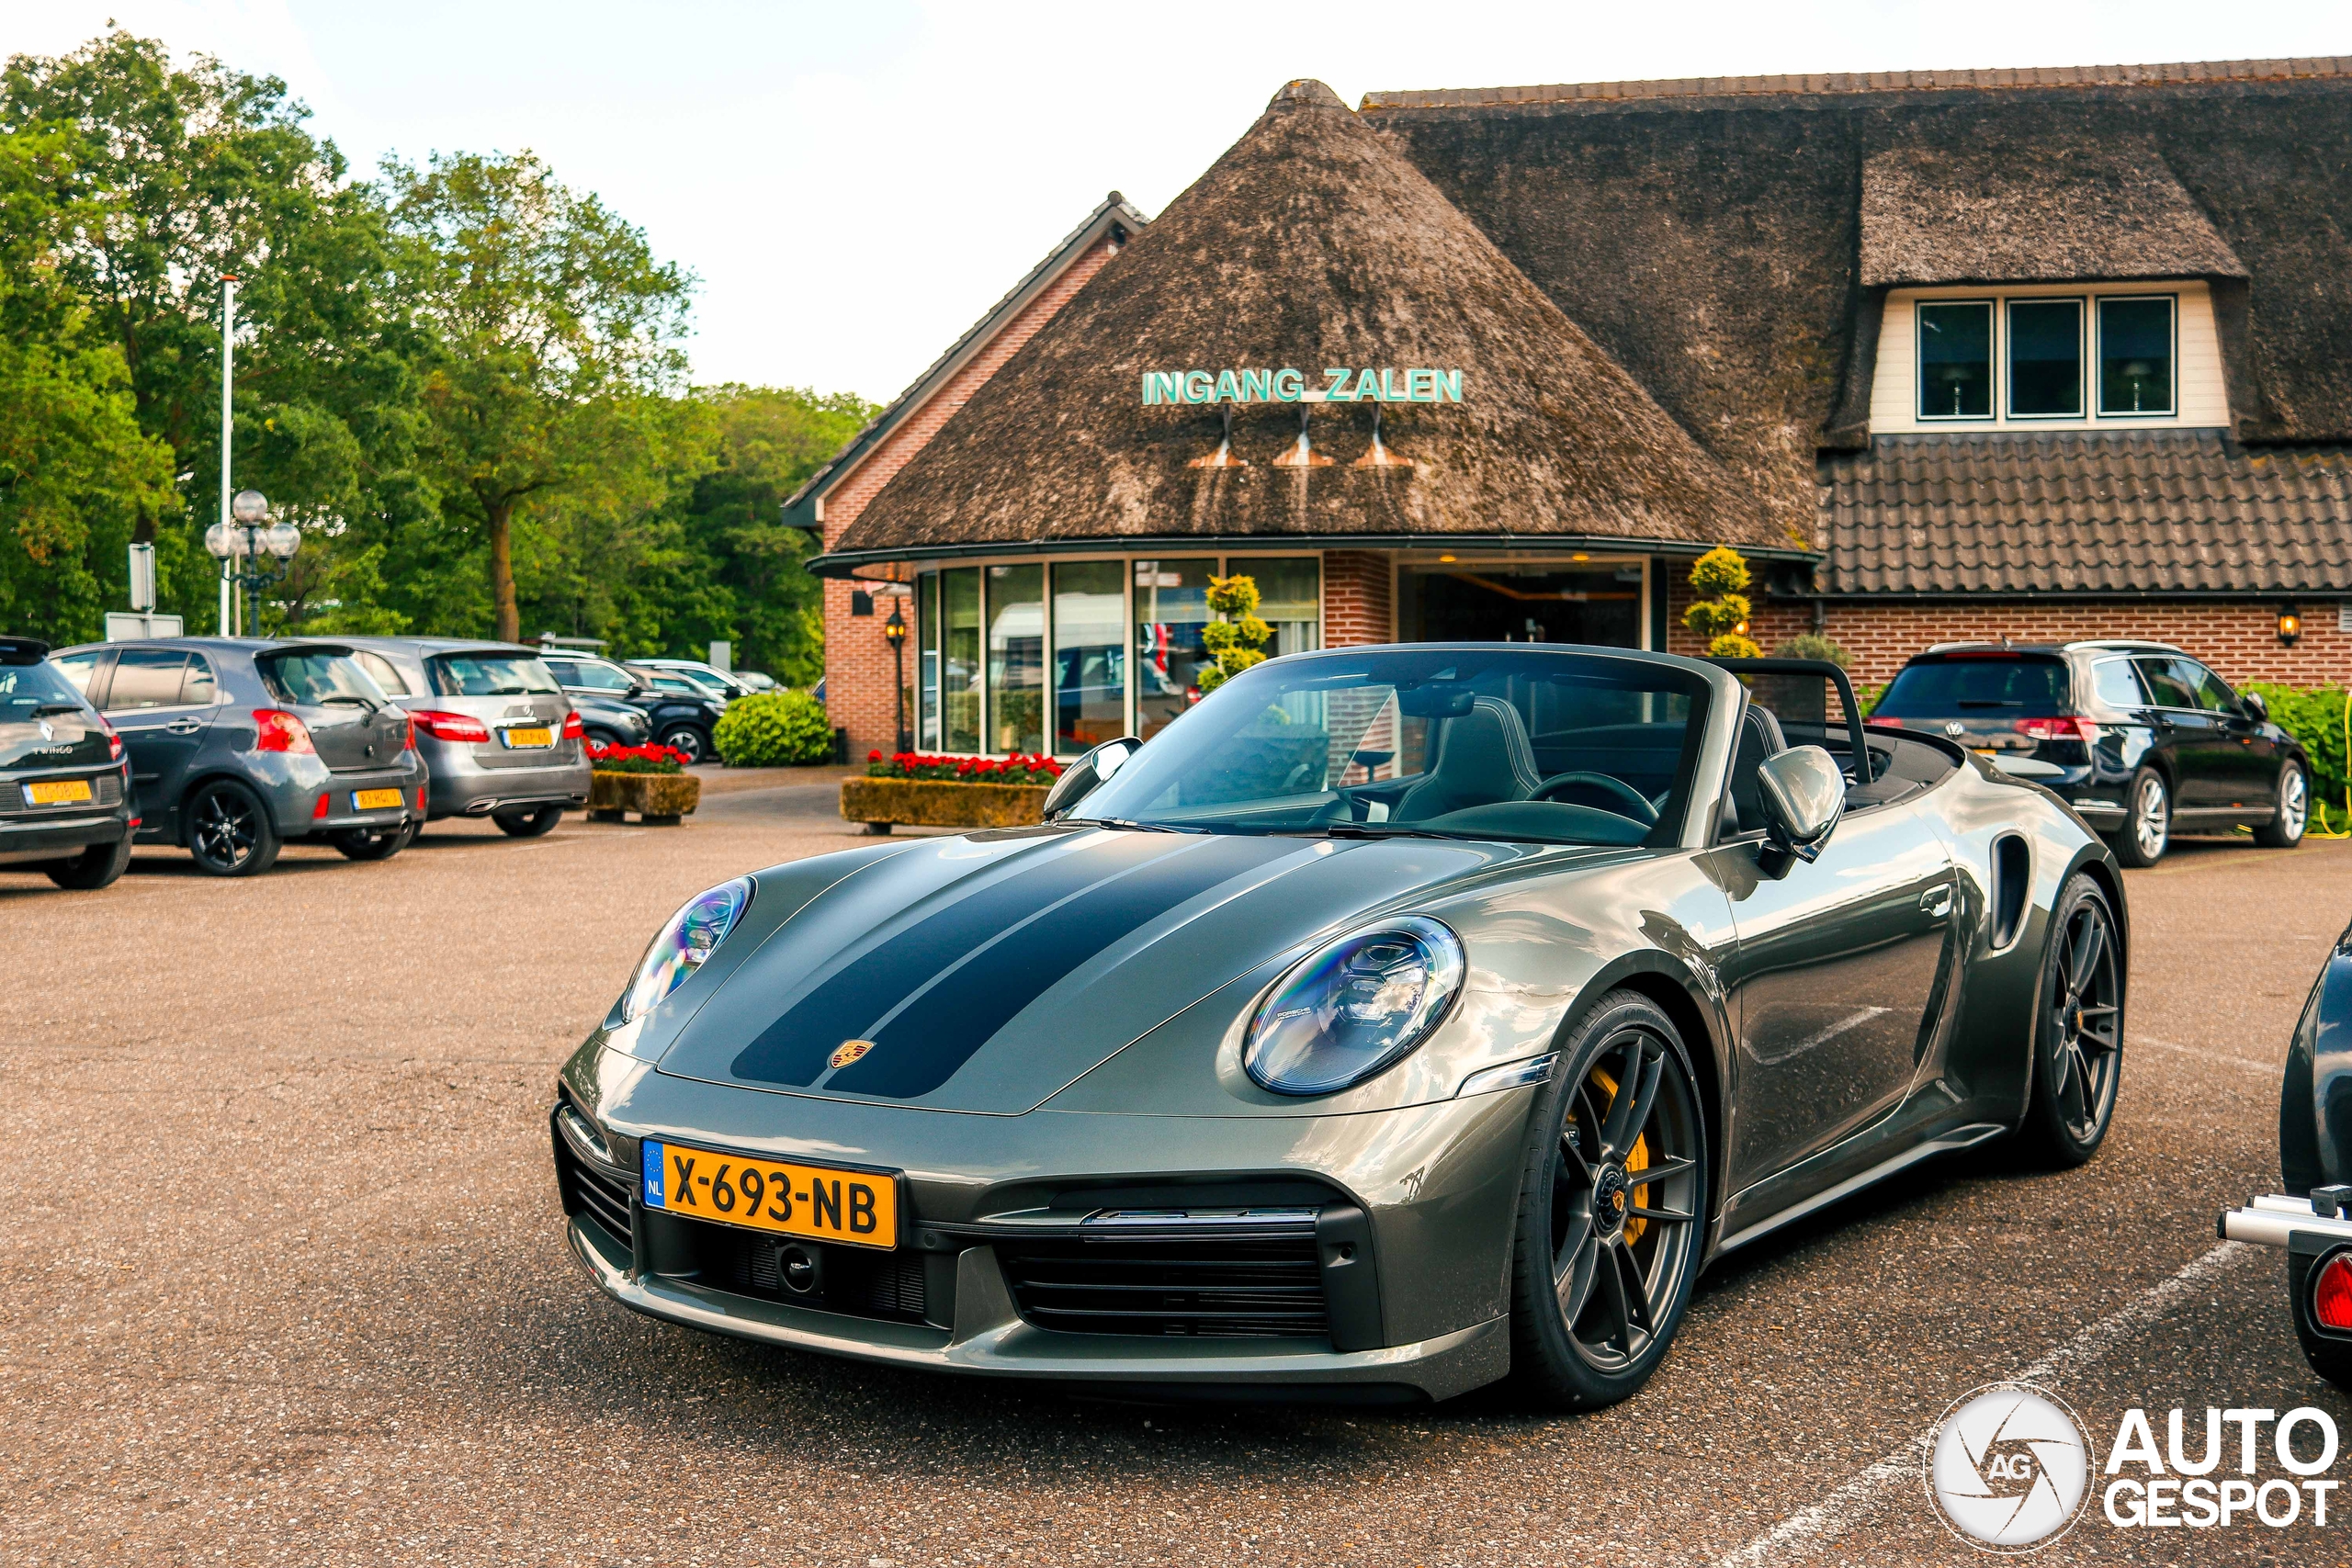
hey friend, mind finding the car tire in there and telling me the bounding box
[2015,873,2125,1168]
[2111,767,2169,867]
[493,806,564,838]
[331,820,416,862]
[186,780,281,877]
[658,725,708,763]
[2256,760,2310,849]
[1507,989,1708,1410]
[2288,1251,2352,1392]
[45,834,131,891]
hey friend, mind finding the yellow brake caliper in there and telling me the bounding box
[1588,1066,1652,1247]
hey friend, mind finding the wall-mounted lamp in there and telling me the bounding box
[2278,604,2302,648]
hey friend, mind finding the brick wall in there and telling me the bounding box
[820,236,1124,757]
[1322,551,1395,647]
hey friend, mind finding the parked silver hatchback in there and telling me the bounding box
[341,638,590,837]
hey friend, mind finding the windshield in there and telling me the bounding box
[0,660,85,719]
[1072,648,1711,847]
[258,650,390,707]
[1876,656,2070,716]
[429,653,561,697]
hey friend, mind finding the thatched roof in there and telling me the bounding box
[1364,59,2352,539]
[1860,141,2243,288]
[820,80,1787,569]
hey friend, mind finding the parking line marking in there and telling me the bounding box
[2132,1035,2278,1075]
[1713,1238,2256,1565]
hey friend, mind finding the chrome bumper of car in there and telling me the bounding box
[2218,1192,2352,1248]
[565,1210,1508,1401]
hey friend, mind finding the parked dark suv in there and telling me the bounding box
[0,637,137,889]
[50,637,425,876]
[1871,639,2309,866]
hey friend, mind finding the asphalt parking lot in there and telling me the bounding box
[5,782,2346,1567]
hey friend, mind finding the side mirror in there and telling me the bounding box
[1755,744,1845,875]
[1042,736,1139,820]
[2242,691,2270,724]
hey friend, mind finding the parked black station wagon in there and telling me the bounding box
[0,637,136,889]
[1870,640,2309,866]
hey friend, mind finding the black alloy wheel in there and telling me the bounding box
[2018,874,2125,1166]
[2256,760,2310,849]
[187,780,281,877]
[658,724,708,763]
[1510,989,1707,1409]
[493,806,565,838]
[332,820,416,862]
[45,834,131,891]
[2112,766,2169,867]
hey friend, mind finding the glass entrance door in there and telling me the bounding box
[1396,560,1645,647]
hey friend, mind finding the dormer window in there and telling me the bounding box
[1876,283,2208,434]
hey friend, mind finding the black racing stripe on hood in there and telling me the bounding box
[727,831,1179,1087]
[823,834,1297,1100]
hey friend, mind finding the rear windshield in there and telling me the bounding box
[0,660,85,719]
[428,653,561,697]
[1874,657,2071,716]
[258,651,389,707]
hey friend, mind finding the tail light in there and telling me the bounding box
[410,709,492,743]
[416,786,428,812]
[403,716,418,750]
[1866,716,1905,730]
[104,723,123,761]
[2315,1253,2352,1332]
[312,794,331,820]
[561,711,584,740]
[2015,716,2096,742]
[253,709,316,754]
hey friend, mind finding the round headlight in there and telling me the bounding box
[1244,916,1464,1096]
[620,876,752,1022]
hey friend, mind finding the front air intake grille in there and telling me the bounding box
[996,1235,1329,1339]
[694,1224,930,1323]
[551,1107,633,1249]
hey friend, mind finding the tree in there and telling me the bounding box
[387,150,694,642]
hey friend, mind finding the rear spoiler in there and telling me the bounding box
[0,637,51,666]
[1704,656,1872,784]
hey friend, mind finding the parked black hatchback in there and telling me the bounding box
[0,637,136,889]
[1871,639,2309,866]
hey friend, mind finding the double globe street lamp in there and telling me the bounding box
[203,488,301,637]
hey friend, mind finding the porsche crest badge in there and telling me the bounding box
[829,1039,876,1069]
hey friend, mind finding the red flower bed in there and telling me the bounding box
[588,740,694,775]
[865,750,1063,786]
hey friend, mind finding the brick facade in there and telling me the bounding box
[1321,551,1395,647]
[820,237,1124,758]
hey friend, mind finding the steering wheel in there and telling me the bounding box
[1530,771,1658,826]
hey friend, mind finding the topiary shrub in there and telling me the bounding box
[1684,546,1760,659]
[714,691,834,767]
[1196,573,1272,694]
[1771,631,1853,668]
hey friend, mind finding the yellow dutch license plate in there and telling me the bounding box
[351,787,405,811]
[503,727,553,749]
[641,1141,899,1250]
[24,779,92,806]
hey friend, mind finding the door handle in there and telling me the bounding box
[164,718,202,735]
[1920,885,1953,919]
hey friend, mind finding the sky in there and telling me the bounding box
[13,2,2349,405]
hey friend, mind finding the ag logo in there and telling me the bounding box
[829,1039,875,1069]
[1925,1382,2090,1551]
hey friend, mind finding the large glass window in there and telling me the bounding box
[2099,297,2175,415]
[1917,300,1994,419]
[105,649,191,711]
[1052,560,1126,755]
[986,564,1044,754]
[429,654,560,696]
[942,568,982,753]
[917,573,940,750]
[1133,558,1217,740]
[2007,299,2083,417]
[1227,557,1322,657]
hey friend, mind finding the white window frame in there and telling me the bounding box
[1915,298,1998,423]
[2095,293,2179,419]
[2003,295,2087,422]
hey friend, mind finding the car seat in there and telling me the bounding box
[1395,696,1542,819]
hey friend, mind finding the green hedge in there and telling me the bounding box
[2244,683,2351,827]
[713,691,834,767]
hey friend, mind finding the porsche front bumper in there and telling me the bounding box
[557,1044,1534,1402]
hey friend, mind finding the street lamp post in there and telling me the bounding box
[882,599,910,754]
[203,489,301,636]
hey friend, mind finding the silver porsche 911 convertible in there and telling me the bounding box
[553,644,2124,1408]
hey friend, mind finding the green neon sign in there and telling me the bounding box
[1140,367,1465,405]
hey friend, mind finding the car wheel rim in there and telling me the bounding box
[2133,776,2167,858]
[2047,897,2123,1145]
[2282,768,2309,837]
[1550,1027,1702,1373]
[193,792,254,867]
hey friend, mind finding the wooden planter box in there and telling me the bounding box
[840,777,1049,832]
[587,770,701,825]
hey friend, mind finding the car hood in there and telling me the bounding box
[650,827,1501,1114]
